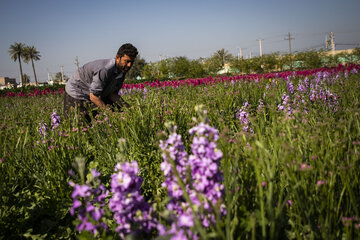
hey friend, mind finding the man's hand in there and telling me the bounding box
[90,93,106,109]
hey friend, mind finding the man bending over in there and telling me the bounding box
[64,43,138,122]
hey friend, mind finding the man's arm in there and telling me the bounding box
[109,93,130,108]
[90,93,106,109]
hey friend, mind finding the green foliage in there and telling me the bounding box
[352,47,360,59]
[53,72,69,83]
[126,55,146,81]
[170,56,192,79]
[295,50,324,69]
[140,62,158,81]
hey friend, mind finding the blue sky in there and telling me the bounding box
[1,0,360,83]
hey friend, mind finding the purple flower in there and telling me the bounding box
[39,123,48,138]
[297,80,307,92]
[278,94,293,116]
[257,100,265,112]
[71,184,91,199]
[51,111,61,131]
[287,81,294,94]
[178,214,194,228]
[236,102,253,133]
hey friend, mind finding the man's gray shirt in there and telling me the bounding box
[65,59,125,101]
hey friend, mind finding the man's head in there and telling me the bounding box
[116,43,138,73]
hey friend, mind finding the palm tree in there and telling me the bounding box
[9,42,26,85]
[215,49,232,68]
[23,46,41,85]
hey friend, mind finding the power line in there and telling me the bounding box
[336,43,359,46]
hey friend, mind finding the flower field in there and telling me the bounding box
[1,64,360,239]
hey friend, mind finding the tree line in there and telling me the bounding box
[127,48,360,82]
[9,41,360,85]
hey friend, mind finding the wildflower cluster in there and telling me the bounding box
[297,77,310,93]
[309,86,338,111]
[158,106,225,239]
[257,99,265,112]
[287,80,294,94]
[236,101,253,133]
[38,110,61,138]
[38,122,48,139]
[278,94,293,116]
[51,110,61,131]
[109,161,157,238]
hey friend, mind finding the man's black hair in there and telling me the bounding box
[117,43,138,59]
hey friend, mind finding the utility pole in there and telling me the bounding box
[325,34,328,50]
[75,56,79,71]
[257,39,264,57]
[330,32,335,56]
[285,32,295,69]
[237,47,247,60]
[237,47,244,60]
[285,32,294,56]
[60,65,64,83]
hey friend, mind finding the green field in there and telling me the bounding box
[1,68,360,239]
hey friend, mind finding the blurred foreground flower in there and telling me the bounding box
[69,168,109,236]
[109,161,157,238]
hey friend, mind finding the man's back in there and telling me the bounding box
[65,59,116,101]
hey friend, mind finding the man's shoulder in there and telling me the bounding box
[84,59,115,71]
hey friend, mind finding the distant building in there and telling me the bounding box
[217,63,234,75]
[0,77,17,89]
[324,48,355,56]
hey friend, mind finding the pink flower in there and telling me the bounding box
[300,163,312,171]
[261,181,267,187]
[316,180,328,186]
